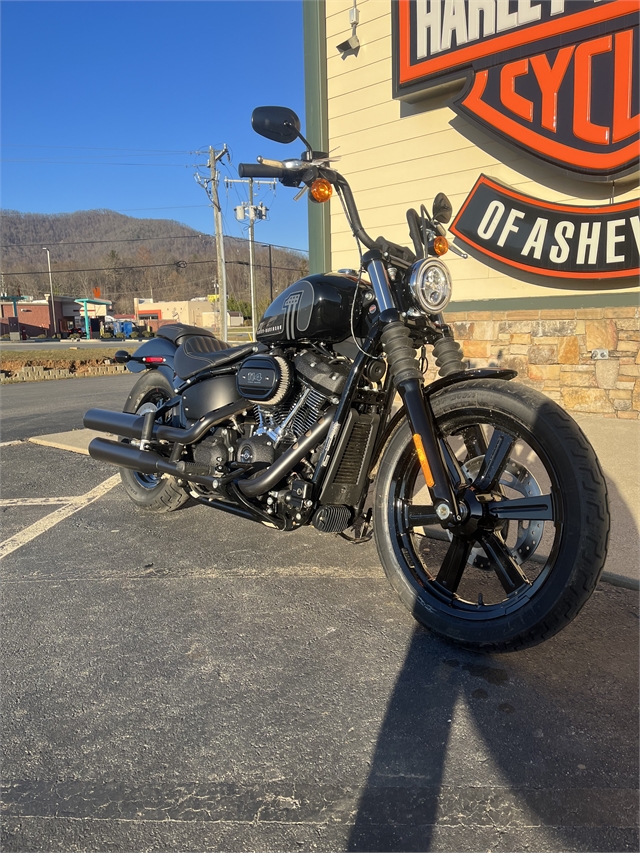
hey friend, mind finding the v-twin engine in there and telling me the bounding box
[253,349,350,447]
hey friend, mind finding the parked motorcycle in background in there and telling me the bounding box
[85,107,610,652]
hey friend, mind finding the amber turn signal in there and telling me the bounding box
[310,178,333,202]
[432,235,449,256]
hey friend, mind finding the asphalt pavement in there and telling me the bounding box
[1,376,638,851]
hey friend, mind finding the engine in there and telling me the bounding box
[235,348,350,466]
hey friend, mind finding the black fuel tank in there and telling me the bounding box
[257,273,363,345]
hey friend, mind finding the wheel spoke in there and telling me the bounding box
[435,537,473,594]
[439,437,466,489]
[406,504,440,527]
[472,429,515,492]
[479,532,531,593]
[486,494,554,521]
[460,425,488,460]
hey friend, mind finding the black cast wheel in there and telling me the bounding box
[119,370,190,512]
[374,379,610,652]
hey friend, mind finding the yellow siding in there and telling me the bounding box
[324,0,640,302]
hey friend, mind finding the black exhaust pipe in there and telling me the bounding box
[88,437,218,487]
[237,407,336,498]
[84,398,248,444]
[89,406,337,497]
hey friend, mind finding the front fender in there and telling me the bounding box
[373,368,517,469]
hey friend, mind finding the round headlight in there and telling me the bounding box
[408,259,452,313]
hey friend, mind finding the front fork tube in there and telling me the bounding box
[396,378,463,523]
[363,253,463,524]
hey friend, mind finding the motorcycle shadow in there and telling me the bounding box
[347,584,639,852]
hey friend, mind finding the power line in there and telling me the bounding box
[2,159,195,167]
[1,234,215,249]
[3,144,192,154]
[1,259,307,277]
[2,232,307,254]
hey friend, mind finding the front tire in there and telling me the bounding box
[374,380,610,652]
[119,370,190,512]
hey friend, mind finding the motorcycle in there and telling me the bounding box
[85,106,610,652]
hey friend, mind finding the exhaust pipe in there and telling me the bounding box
[237,407,336,497]
[88,405,337,497]
[88,437,217,487]
[84,398,248,444]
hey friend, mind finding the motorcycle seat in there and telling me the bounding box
[156,323,219,347]
[174,335,264,380]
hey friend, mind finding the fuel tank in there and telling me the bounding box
[257,272,369,345]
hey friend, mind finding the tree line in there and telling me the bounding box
[1,209,308,317]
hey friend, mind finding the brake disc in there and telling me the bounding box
[460,456,545,569]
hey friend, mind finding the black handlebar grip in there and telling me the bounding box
[238,163,286,179]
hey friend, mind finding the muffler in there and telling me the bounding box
[88,437,216,487]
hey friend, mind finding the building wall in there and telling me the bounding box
[1,303,52,337]
[319,0,639,417]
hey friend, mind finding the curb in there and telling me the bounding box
[599,572,640,591]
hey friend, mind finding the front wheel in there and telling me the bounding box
[119,370,190,512]
[374,379,610,652]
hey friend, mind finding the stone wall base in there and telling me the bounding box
[0,364,130,384]
[430,305,640,419]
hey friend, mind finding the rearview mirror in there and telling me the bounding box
[251,106,301,145]
[432,192,453,224]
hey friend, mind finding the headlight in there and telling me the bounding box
[408,258,452,313]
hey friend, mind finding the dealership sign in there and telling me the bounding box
[392,0,639,180]
[450,175,640,279]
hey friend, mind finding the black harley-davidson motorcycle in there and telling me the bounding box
[85,106,610,651]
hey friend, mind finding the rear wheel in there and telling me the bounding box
[374,380,610,652]
[119,370,189,512]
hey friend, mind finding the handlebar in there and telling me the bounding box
[238,163,286,179]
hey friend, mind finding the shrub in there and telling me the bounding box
[129,331,139,339]
[115,332,125,339]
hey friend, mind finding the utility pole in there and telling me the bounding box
[227,177,273,341]
[42,247,56,337]
[247,179,258,341]
[267,243,274,302]
[196,146,229,341]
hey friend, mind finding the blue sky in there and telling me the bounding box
[1,0,309,251]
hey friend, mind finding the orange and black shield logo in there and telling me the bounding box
[393,0,639,180]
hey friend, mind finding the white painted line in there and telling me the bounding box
[0,474,121,561]
[0,440,24,448]
[0,497,79,507]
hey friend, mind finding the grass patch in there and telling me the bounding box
[0,344,140,374]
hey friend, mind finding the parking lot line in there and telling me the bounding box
[0,497,80,507]
[0,474,120,561]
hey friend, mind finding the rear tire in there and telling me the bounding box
[374,380,610,652]
[119,370,190,512]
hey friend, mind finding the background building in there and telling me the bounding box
[303,0,639,417]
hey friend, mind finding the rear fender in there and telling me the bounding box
[126,337,177,374]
